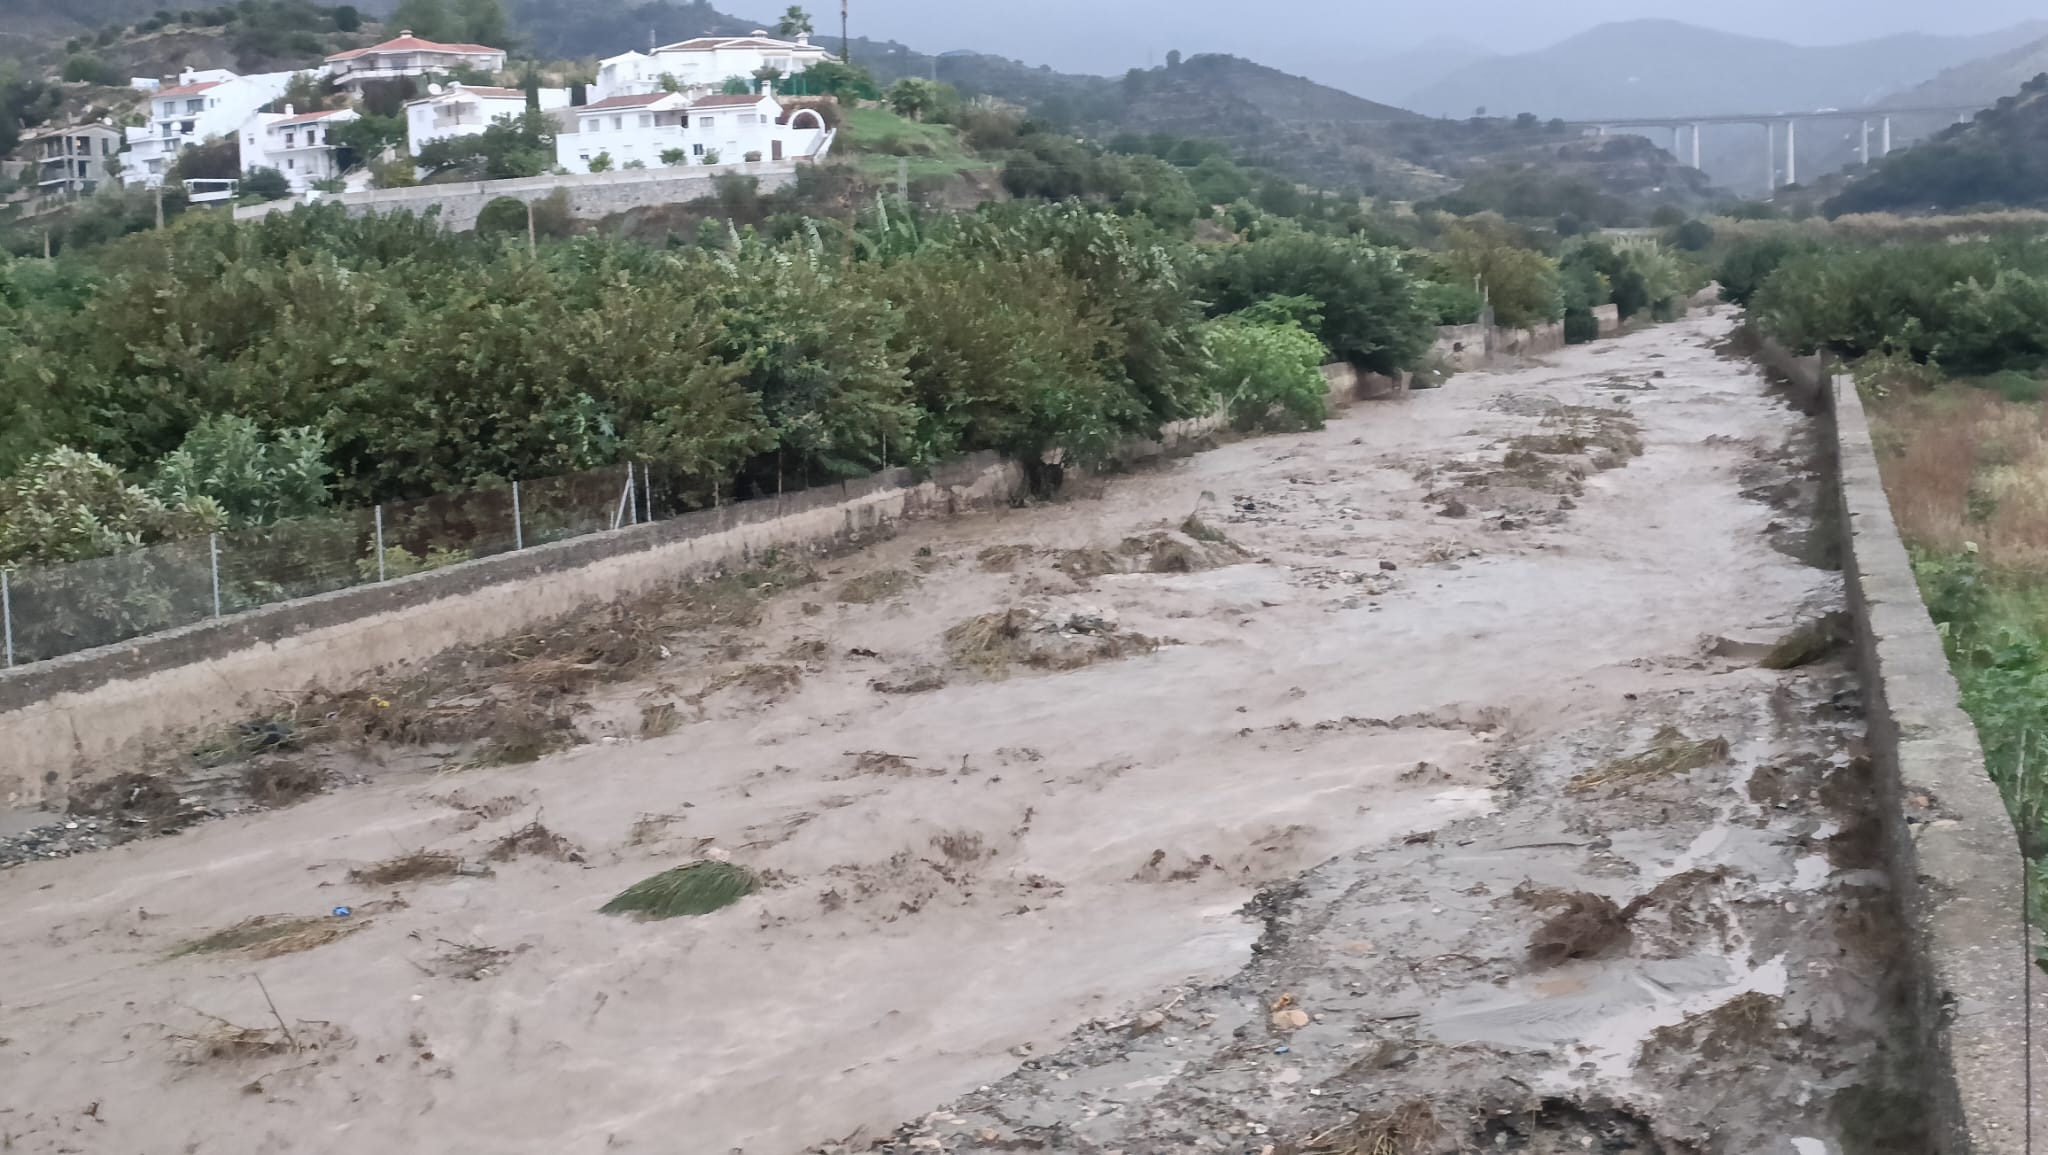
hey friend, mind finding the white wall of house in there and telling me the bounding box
[120,68,295,187]
[591,34,833,101]
[404,84,570,156]
[240,107,360,194]
[325,33,508,93]
[554,92,829,173]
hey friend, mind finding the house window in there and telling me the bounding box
[179,120,195,134]
[285,132,296,147]
[638,113,651,127]
[584,119,598,133]
[286,159,295,169]
[692,142,704,155]
[611,116,622,130]
[699,116,714,128]
[186,99,204,113]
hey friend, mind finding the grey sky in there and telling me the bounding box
[835,0,2045,75]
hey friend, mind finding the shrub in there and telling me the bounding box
[1201,227,1432,375]
[1204,316,1330,432]
[586,150,613,172]
[240,166,292,200]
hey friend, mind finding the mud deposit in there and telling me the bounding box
[0,314,1916,1154]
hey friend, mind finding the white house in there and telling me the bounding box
[554,91,831,173]
[404,82,570,156]
[591,32,834,102]
[240,106,360,193]
[120,67,295,187]
[324,32,507,94]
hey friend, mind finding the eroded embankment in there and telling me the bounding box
[0,314,1911,1155]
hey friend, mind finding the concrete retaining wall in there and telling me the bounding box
[1431,320,1568,372]
[0,455,1019,807]
[233,162,799,232]
[1817,357,2042,1152]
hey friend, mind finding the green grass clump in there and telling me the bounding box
[599,861,760,920]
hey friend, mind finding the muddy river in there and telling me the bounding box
[0,312,1915,1154]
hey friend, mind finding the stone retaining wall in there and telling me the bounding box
[232,162,800,232]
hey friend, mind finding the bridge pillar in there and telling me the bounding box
[1785,119,1796,185]
[1882,116,1892,156]
[1691,124,1701,169]
[1764,121,1776,192]
[1859,119,1870,166]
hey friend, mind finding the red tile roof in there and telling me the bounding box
[575,92,676,112]
[153,80,224,99]
[326,34,504,62]
[690,93,770,108]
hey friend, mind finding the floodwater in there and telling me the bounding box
[0,312,1909,1154]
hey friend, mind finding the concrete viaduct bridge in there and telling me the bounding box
[1564,103,1991,191]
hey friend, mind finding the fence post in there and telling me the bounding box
[209,534,222,618]
[374,505,387,582]
[512,480,524,550]
[2,570,12,668]
[627,464,639,526]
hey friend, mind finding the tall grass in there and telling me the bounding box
[1873,383,2048,923]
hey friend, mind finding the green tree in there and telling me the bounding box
[414,109,555,179]
[776,5,812,36]
[454,0,508,47]
[886,78,944,122]
[147,415,330,525]
[586,150,613,172]
[1202,228,1433,375]
[241,166,292,200]
[0,449,214,566]
[388,0,456,41]
[1204,315,1330,432]
[1442,215,1562,330]
[332,5,361,31]
[61,54,118,85]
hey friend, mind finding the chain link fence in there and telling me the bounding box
[2,464,643,668]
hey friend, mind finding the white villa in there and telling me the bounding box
[591,33,834,102]
[240,106,360,193]
[324,32,507,94]
[121,67,295,187]
[554,90,831,173]
[404,82,571,156]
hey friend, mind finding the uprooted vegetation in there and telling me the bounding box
[1426,403,1645,520]
[1568,725,1729,795]
[172,914,366,961]
[1302,1101,1443,1155]
[944,603,1162,677]
[599,860,762,920]
[485,820,585,863]
[196,560,823,776]
[346,851,465,887]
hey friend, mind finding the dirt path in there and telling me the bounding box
[0,313,1911,1154]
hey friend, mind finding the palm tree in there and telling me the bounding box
[887,77,937,122]
[776,5,813,37]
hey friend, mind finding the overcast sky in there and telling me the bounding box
[832,0,2044,74]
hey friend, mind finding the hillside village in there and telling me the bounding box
[5,22,840,208]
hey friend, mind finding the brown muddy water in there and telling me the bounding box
[0,313,1916,1154]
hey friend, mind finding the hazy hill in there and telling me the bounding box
[1884,34,2048,107]
[1827,74,2048,215]
[1405,18,2048,120]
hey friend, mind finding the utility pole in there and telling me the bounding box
[841,0,850,62]
[154,183,164,230]
[526,200,536,258]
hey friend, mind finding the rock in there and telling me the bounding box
[1270,1008,1310,1031]
[1380,560,1398,572]
[1133,1010,1167,1034]
[1438,497,1469,518]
